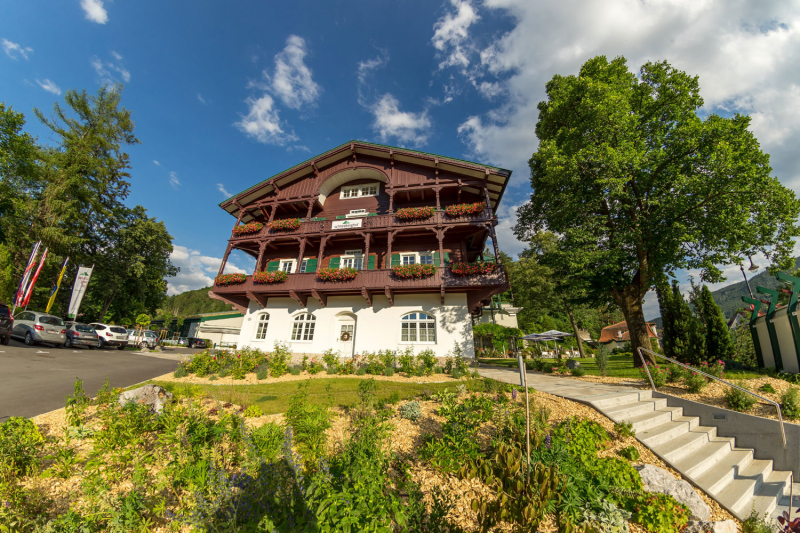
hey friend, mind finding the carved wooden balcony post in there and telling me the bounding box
[387,230,395,268]
[269,204,276,223]
[306,199,314,220]
[388,190,394,213]
[363,232,371,270]
[218,243,232,276]
[255,241,267,273]
[296,237,306,271]
[317,235,329,272]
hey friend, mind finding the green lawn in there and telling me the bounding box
[478,356,763,380]
[151,378,470,415]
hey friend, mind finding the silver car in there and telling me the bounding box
[64,322,100,349]
[11,310,66,347]
[126,329,159,349]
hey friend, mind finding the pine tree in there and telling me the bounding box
[656,281,677,359]
[687,312,707,364]
[701,285,734,362]
[657,279,700,363]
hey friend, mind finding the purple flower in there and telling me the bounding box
[545,434,552,449]
[512,388,518,400]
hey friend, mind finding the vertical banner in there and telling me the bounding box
[21,248,48,308]
[67,266,93,319]
[45,257,69,314]
[14,241,41,309]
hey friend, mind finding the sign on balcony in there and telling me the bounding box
[331,219,363,230]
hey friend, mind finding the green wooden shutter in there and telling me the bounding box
[443,252,450,266]
[433,251,440,266]
[266,261,279,272]
[367,254,376,270]
[329,257,341,269]
[305,258,317,272]
[335,215,346,219]
[391,254,400,267]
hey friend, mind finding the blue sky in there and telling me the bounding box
[3,0,800,319]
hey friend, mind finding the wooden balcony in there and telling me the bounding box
[228,209,495,242]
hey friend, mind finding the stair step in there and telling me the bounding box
[590,391,652,409]
[750,470,792,518]
[638,416,700,447]
[695,449,754,495]
[626,406,684,432]
[715,459,773,515]
[652,425,717,463]
[673,438,736,479]
[604,398,668,420]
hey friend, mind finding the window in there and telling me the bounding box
[345,209,368,218]
[299,259,309,273]
[400,312,436,343]
[419,253,434,265]
[340,182,379,199]
[280,259,296,273]
[401,253,416,266]
[93,324,106,331]
[342,250,363,270]
[255,313,269,340]
[291,313,316,341]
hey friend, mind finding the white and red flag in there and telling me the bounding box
[14,241,41,308]
[21,247,48,308]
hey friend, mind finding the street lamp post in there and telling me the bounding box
[740,256,759,299]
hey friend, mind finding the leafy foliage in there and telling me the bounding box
[725,383,758,412]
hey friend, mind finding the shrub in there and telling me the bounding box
[250,422,283,462]
[639,363,667,387]
[399,349,416,374]
[384,366,395,377]
[742,507,777,533]
[759,383,777,394]
[614,421,636,438]
[596,346,611,377]
[356,366,367,376]
[0,417,44,481]
[269,341,291,378]
[399,401,422,421]
[583,500,632,533]
[781,387,800,420]
[618,445,640,461]
[284,387,331,465]
[725,383,757,412]
[173,364,188,378]
[629,493,690,533]
[684,372,707,393]
[255,364,269,380]
[290,365,302,376]
[308,359,324,375]
[665,364,684,383]
[243,405,264,418]
[322,349,339,372]
[416,349,436,375]
[340,359,355,375]
[378,349,397,369]
[218,366,230,378]
[570,367,586,377]
[386,391,401,405]
[434,366,444,374]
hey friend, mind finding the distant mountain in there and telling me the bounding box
[158,286,232,318]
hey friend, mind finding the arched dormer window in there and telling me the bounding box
[400,312,436,343]
[255,313,269,340]
[291,313,316,341]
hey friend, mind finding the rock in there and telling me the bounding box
[566,360,581,369]
[683,520,737,533]
[153,346,163,352]
[635,464,710,521]
[118,384,174,413]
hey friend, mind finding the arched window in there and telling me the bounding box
[291,313,316,341]
[255,313,269,340]
[400,312,436,343]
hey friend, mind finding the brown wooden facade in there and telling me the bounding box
[211,141,512,315]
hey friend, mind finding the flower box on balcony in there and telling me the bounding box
[449,262,498,276]
[317,267,358,282]
[269,218,302,231]
[445,202,486,217]
[253,270,288,284]
[392,263,437,279]
[232,222,263,236]
[215,273,247,286]
[395,206,435,220]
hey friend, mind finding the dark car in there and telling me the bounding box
[186,337,206,349]
[0,303,12,345]
[64,322,100,349]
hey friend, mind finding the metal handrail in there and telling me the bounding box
[636,347,787,448]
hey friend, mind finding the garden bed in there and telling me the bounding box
[157,369,466,386]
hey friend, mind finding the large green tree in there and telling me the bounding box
[514,56,800,365]
[699,285,734,363]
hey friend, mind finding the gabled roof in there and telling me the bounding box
[219,140,513,219]
[598,321,659,343]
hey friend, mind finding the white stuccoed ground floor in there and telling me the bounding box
[236,292,475,360]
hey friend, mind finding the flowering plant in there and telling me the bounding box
[253,270,288,284]
[639,362,667,387]
[449,262,498,276]
[317,267,358,282]
[269,218,302,231]
[551,365,570,375]
[392,263,437,279]
[445,202,486,217]
[232,222,263,235]
[395,206,435,220]
[215,273,247,286]
[700,360,725,379]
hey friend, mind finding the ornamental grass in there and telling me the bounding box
[449,262,498,276]
[268,218,302,231]
[253,270,288,284]
[392,263,437,279]
[214,273,247,286]
[316,267,358,282]
[394,206,435,220]
[232,222,263,235]
[445,201,486,217]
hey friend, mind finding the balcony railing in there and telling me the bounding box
[212,267,507,294]
[229,209,495,241]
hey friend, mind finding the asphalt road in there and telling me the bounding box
[0,338,186,420]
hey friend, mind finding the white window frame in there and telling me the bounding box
[340,182,379,200]
[254,313,269,340]
[400,253,417,266]
[399,251,436,266]
[291,313,316,342]
[341,249,364,270]
[299,258,309,273]
[279,259,297,273]
[399,312,437,344]
[345,209,368,218]
[419,252,434,265]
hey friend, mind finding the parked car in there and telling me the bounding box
[90,323,129,349]
[64,322,100,349]
[10,310,66,347]
[0,302,12,345]
[126,329,159,349]
[186,337,206,349]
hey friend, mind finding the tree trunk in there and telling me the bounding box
[612,285,655,367]
[563,299,586,358]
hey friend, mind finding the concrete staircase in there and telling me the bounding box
[591,390,795,520]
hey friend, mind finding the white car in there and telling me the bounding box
[90,323,129,350]
[126,329,159,349]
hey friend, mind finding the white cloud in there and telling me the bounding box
[370,94,432,147]
[36,79,61,95]
[80,0,108,24]
[235,94,298,145]
[357,52,389,86]
[267,35,321,109]
[197,93,207,104]
[493,199,527,258]
[167,245,252,296]
[217,183,233,198]
[169,171,181,189]
[432,0,479,70]
[153,160,161,166]
[2,38,32,60]
[91,53,131,85]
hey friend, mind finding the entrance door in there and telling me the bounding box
[337,316,355,357]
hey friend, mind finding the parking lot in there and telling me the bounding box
[0,338,199,420]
